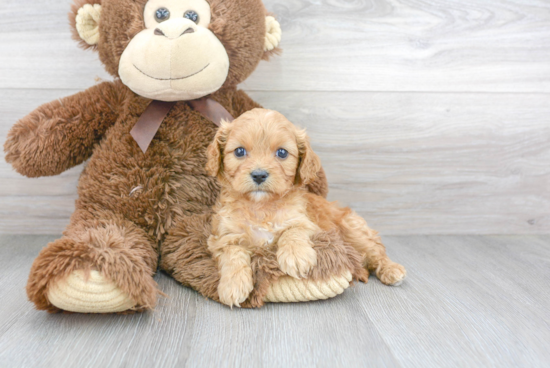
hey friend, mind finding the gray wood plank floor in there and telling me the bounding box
[1,235,549,368]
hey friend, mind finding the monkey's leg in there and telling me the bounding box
[341,213,406,286]
[162,212,359,307]
[160,212,223,302]
[26,209,159,313]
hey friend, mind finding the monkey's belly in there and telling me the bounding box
[76,127,217,235]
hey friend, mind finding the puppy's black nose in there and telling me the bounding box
[251,170,269,185]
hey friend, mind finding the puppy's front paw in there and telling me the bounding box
[218,269,254,308]
[277,240,317,279]
[377,262,406,286]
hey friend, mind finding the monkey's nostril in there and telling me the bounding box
[154,28,165,36]
[181,27,195,36]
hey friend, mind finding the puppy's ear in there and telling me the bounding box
[295,128,322,185]
[206,121,232,177]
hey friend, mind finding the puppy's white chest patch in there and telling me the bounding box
[245,211,301,247]
[250,225,275,245]
[248,219,290,247]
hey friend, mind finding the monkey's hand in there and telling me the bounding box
[4,81,125,177]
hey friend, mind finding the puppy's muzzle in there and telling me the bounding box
[251,170,269,185]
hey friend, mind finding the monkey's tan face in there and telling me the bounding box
[119,0,229,101]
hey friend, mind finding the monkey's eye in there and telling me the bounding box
[184,10,199,23]
[155,8,170,23]
[276,148,289,159]
[234,147,247,158]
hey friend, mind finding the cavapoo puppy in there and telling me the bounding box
[206,108,406,307]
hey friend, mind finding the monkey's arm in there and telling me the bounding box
[232,89,329,198]
[4,81,126,178]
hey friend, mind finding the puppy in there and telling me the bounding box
[206,108,406,307]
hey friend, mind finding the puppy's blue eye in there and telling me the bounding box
[234,147,247,158]
[276,148,288,159]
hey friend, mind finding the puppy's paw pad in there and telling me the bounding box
[218,271,254,308]
[277,243,317,279]
[377,263,406,286]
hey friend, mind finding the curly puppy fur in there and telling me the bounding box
[206,109,406,307]
[5,0,334,312]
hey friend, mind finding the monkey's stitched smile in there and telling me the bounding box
[133,63,210,81]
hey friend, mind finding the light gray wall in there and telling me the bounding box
[1,0,549,234]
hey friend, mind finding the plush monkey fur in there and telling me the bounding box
[4,0,361,312]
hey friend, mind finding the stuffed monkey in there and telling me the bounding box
[5,0,365,312]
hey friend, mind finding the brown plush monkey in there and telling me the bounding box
[4,0,365,313]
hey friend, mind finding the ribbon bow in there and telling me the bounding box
[130,98,234,153]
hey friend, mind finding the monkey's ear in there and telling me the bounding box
[295,128,322,186]
[70,1,102,49]
[206,121,232,178]
[263,16,282,53]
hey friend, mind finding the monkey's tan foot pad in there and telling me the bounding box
[47,270,136,313]
[264,270,352,303]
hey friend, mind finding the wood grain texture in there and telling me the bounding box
[1,235,549,367]
[1,89,549,234]
[1,0,550,92]
[1,0,549,234]
[251,91,550,234]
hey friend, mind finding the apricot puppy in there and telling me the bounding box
[206,109,406,307]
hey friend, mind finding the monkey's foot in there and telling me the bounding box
[264,271,352,303]
[47,270,136,313]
